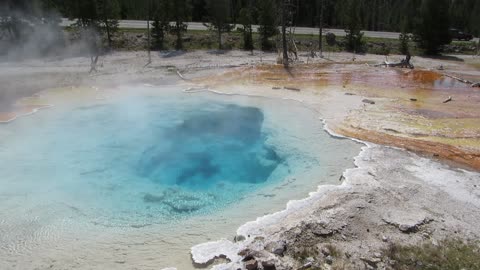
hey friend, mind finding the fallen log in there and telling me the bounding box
[443,73,479,88]
[443,96,452,104]
[176,70,190,81]
[374,54,414,69]
[375,60,414,69]
[284,86,301,91]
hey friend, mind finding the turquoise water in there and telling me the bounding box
[0,86,362,269]
[0,91,293,227]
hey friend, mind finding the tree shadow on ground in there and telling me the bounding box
[422,54,465,62]
[207,50,228,55]
[160,51,187,58]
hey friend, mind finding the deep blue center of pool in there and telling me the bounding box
[0,94,292,224]
[137,104,282,189]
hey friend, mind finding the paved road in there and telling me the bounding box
[61,19,480,42]
[61,19,401,39]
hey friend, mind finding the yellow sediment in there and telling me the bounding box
[195,63,480,170]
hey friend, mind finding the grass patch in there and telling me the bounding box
[384,240,480,270]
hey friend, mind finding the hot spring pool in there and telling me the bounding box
[0,86,362,269]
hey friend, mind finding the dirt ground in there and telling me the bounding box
[1,50,479,270]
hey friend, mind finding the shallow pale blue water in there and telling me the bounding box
[0,86,363,269]
[0,91,293,227]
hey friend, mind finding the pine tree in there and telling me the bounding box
[170,0,190,50]
[257,0,278,51]
[97,0,120,49]
[151,0,170,50]
[205,0,232,50]
[415,0,451,55]
[238,0,254,51]
[343,0,364,52]
[470,1,480,36]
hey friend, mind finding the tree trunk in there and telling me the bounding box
[147,0,151,64]
[105,20,112,49]
[282,0,289,67]
[218,27,222,50]
[318,0,324,57]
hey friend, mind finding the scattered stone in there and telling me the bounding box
[382,236,388,242]
[325,255,333,265]
[262,261,276,270]
[271,241,287,256]
[242,254,255,262]
[345,92,356,96]
[373,252,382,258]
[321,247,331,256]
[312,227,334,237]
[410,98,417,102]
[245,259,258,270]
[272,87,281,90]
[362,99,376,105]
[238,249,250,257]
[443,96,453,104]
[361,256,381,267]
[298,257,314,269]
[234,235,246,242]
[382,210,432,233]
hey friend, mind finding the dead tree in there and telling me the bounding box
[146,0,152,67]
[281,0,289,67]
[318,0,324,57]
[89,55,99,73]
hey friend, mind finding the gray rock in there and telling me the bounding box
[245,259,258,270]
[271,241,287,256]
[262,260,276,270]
[361,256,381,267]
[362,99,376,105]
[321,247,330,256]
[382,210,432,233]
[234,235,246,242]
[325,255,333,265]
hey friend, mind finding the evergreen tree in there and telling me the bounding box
[170,0,190,50]
[470,1,480,36]
[343,0,364,52]
[415,0,451,55]
[97,0,120,49]
[205,0,232,50]
[151,0,170,50]
[238,0,254,51]
[257,0,278,51]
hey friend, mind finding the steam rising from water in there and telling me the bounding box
[0,3,99,61]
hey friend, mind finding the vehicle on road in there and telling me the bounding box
[450,28,474,41]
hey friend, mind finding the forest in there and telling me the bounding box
[1,0,479,56]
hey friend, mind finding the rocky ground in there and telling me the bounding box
[1,50,479,270]
[191,144,480,270]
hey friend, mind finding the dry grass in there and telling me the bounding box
[383,239,480,270]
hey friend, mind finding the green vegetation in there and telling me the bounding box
[205,0,233,50]
[384,240,480,270]
[415,0,452,55]
[1,0,479,57]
